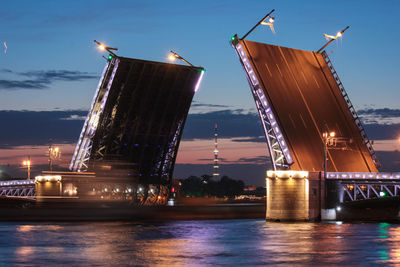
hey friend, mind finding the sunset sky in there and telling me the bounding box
[0,0,399,185]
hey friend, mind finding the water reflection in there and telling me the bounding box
[15,246,35,257]
[386,224,400,263]
[0,220,400,265]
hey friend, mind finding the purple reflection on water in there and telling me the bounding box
[1,220,399,265]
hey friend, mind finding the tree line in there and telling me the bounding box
[179,175,245,198]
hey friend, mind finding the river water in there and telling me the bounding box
[0,219,399,266]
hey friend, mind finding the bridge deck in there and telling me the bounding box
[241,40,377,172]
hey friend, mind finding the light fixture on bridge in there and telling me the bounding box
[168,50,205,92]
[260,16,276,34]
[94,40,118,61]
[22,158,31,180]
[267,170,309,179]
[239,9,276,40]
[323,130,337,179]
[168,54,177,61]
[317,26,350,53]
[35,175,62,183]
[168,50,194,67]
[49,145,61,172]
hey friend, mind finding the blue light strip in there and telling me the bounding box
[0,180,35,186]
[234,42,293,166]
[327,172,400,180]
[70,59,120,171]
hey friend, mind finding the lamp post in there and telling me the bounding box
[94,40,118,61]
[240,9,275,40]
[317,26,350,53]
[168,50,195,67]
[323,131,336,180]
[319,131,335,220]
[23,157,31,180]
[49,145,61,172]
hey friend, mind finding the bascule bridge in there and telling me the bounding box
[231,10,400,220]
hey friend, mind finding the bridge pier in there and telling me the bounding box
[266,171,400,221]
[266,171,335,221]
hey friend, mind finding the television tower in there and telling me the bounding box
[213,123,219,177]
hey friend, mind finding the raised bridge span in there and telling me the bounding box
[231,35,398,220]
[232,38,379,172]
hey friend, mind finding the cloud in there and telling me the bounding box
[60,115,87,121]
[363,124,400,140]
[0,69,98,90]
[235,156,271,164]
[20,70,98,82]
[189,102,234,114]
[191,103,230,108]
[231,137,265,143]
[182,109,264,140]
[197,157,227,162]
[0,79,48,90]
[215,155,271,165]
[376,151,400,172]
[358,108,400,125]
[0,110,87,148]
[183,108,400,141]
[0,69,12,73]
[0,108,398,150]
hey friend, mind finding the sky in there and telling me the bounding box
[0,0,399,185]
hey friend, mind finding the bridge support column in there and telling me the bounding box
[35,175,62,201]
[266,171,327,221]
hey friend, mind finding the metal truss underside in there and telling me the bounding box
[0,180,36,198]
[321,51,381,169]
[70,55,202,189]
[0,187,35,198]
[88,60,200,185]
[339,181,400,202]
[232,41,293,170]
[70,59,119,172]
[160,120,183,181]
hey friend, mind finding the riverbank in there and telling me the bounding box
[0,197,266,221]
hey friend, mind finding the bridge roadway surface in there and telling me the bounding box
[241,40,377,172]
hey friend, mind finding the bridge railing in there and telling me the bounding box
[325,172,400,202]
[341,182,400,202]
[0,180,36,198]
[0,180,36,186]
[321,51,381,168]
[327,172,400,180]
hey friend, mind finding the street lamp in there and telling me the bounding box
[168,50,195,67]
[240,9,275,40]
[94,40,118,60]
[323,131,336,179]
[23,157,31,180]
[317,26,350,53]
[318,130,336,220]
[260,16,276,34]
[49,145,61,172]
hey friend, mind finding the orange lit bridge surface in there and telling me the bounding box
[232,39,379,172]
